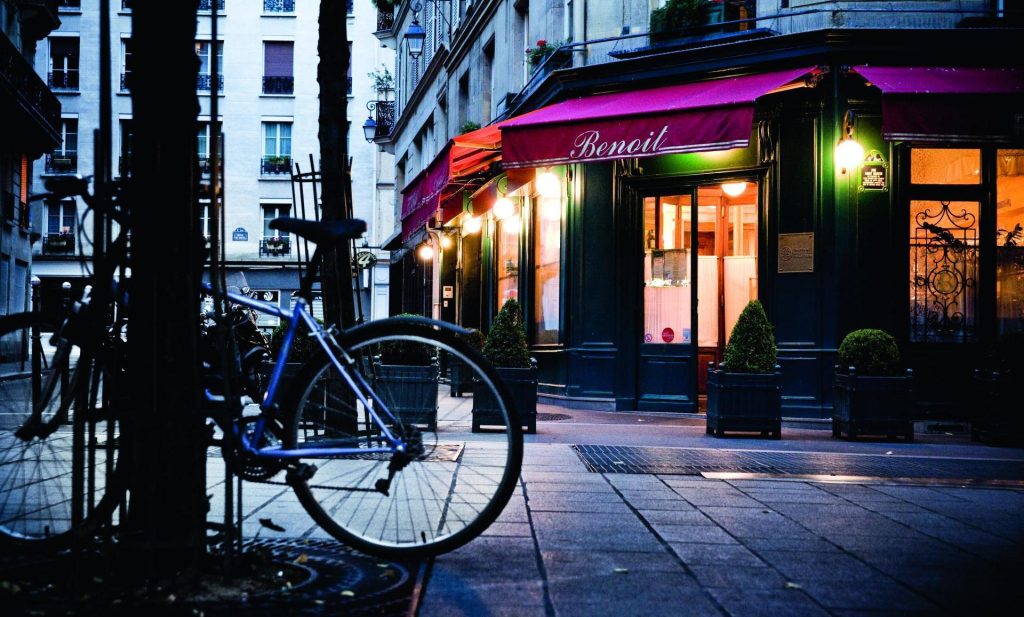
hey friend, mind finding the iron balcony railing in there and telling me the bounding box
[263,75,294,95]
[259,236,291,256]
[376,8,395,32]
[48,69,79,91]
[261,156,292,176]
[43,234,76,255]
[120,72,130,91]
[58,0,81,9]
[264,0,295,13]
[197,73,223,93]
[373,100,395,140]
[347,0,354,15]
[0,31,61,141]
[44,153,78,175]
[198,0,225,11]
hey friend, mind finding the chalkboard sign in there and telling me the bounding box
[232,227,248,241]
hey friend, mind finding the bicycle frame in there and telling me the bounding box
[201,282,407,460]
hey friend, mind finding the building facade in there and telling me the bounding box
[30,0,394,326]
[379,0,1023,420]
[1,0,60,318]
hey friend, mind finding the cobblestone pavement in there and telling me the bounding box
[212,407,1024,616]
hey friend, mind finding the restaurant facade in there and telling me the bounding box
[390,25,1023,419]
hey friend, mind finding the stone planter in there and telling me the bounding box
[833,368,914,441]
[373,363,439,431]
[472,365,537,434]
[706,363,782,439]
[971,369,1022,445]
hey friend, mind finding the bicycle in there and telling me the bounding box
[1,203,524,558]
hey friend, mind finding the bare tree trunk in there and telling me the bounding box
[318,0,355,328]
[122,0,205,578]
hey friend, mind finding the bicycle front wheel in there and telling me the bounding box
[283,319,523,558]
[0,312,122,546]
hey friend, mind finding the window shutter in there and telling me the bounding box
[264,42,293,77]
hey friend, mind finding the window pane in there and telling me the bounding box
[533,196,560,344]
[997,149,1024,335]
[643,195,692,345]
[496,216,519,306]
[909,200,979,342]
[911,148,981,185]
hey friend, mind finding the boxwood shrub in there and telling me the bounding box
[483,299,531,369]
[838,329,900,376]
[721,300,777,373]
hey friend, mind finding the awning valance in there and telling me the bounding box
[499,67,816,168]
[852,66,1024,143]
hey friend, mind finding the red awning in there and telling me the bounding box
[499,67,816,168]
[852,66,1024,142]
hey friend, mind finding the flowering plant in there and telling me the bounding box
[525,39,558,66]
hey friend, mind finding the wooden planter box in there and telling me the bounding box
[971,369,1022,445]
[472,365,537,434]
[373,363,439,431]
[706,364,782,439]
[833,368,914,441]
[448,356,475,397]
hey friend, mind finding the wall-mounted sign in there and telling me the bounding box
[354,250,378,270]
[860,150,888,191]
[231,227,248,241]
[442,285,454,299]
[778,233,814,273]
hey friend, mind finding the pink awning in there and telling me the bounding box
[500,67,816,168]
[852,66,1024,142]
[400,145,451,242]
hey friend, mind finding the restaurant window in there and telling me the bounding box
[533,191,561,344]
[496,214,520,307]
[910,148,981,185]
[643,194,692,345]
[996,149,1024,335]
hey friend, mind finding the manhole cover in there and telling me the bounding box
[537,413,572,422]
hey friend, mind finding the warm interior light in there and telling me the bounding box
[440,235,453,249]
[835,138,865,174]
[493,197,516,220]
[505,215,521,233]
[417,243,434,260]
[536,171,561,198]
[541,197,561,221]
[462,216,482,234]
[720,181,748,197]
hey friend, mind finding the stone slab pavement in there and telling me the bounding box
[209,407,1024,616]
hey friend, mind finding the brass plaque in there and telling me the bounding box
[778,233,814,273]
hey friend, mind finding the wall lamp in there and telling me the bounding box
[362,115,377,143]
[835,110,865,175]
[405,1,451,61]
[417,242,435,261]
[462,215,482,234]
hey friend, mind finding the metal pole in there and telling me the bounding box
[30,276,41,397]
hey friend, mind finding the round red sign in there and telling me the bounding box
[661,327,674,343]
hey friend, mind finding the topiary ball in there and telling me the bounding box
[838,329,900,376]
[721,300,777,373]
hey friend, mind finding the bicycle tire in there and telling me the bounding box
[0,312,123,546]
[282,318,523,558]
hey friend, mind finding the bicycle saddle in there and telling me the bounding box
[269,217,366,246]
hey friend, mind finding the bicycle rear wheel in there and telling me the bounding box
[0,312,122,546]
[283,319,523,558]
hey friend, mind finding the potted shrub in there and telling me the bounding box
[373,314,440,431]
[706,300,782,439]
[265,314,323,386]
[972,330,1024,445]
[473,299,537,433]
[833,329,914,442]
[449,328,484,397]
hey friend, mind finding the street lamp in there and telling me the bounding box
[405,15,425,60]
[362,115,377,143]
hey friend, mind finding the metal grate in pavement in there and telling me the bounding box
[572,444,1024,482]
[537,413,572,422]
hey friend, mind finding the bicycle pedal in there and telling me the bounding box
[286,463,317,484]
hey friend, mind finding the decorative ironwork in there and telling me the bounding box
[264,0,295,13]
[42,234,76,255]
[910,201,978,342]
[196,73,223,92]
[263,75,294,95]
[376,8,395,32]
[44,153,78,174]
[198,0,225,10]
[119,72,130,91]
[261,156,292,175]
[367,100,395,140]
[47,70,79,91]
[260,236,292,256]
[347,0,354,15]
[0,34,60,141]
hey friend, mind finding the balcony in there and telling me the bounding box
[57,0,81,10]
[120,72,130,91]
[44,153,78,175]
[372,100,395,140]
[376,8,395,33]
[0,31,61,148]
[197,73,223,93]
[259,236,291,257]
[263,0,295,13]
[198,0,225,11]
[263,75,294,95]
[347,0,353,15]
[261,156,292,176]
[1,191,30,230]
[48,69,79,92]
[42,233,76,255]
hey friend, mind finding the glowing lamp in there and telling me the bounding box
[835,139,865,174]
[541,197,561,221]
[493,197,515,220]
[440,235,453,249]
[505,215,521,233]
[417,243,434,260]
[462,216,482,234]
[720,181,748,197]
[536,171,560,198]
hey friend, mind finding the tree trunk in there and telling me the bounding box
[122,0,205,578]
[318,0,355,328]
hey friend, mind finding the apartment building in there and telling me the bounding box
[375,0,1023,418]
[30,0,395,325]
